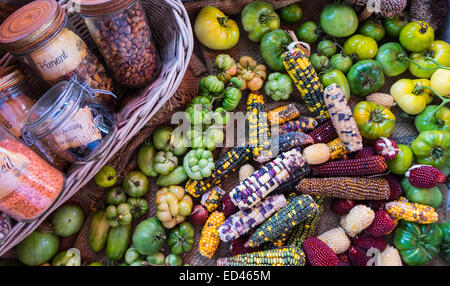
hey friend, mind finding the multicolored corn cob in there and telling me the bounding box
[247,91,272,163]
[323,84,363,152]
[273,132,314,153]
[268,104,300,125]
[218,194,287,242]
[272,165,311,195]
[201,186,226,212]
[185,146,251,198]
[229,148,306,210]
[308,120,337,143]
[312,155,388,177]
[406,165,446,188]
[199,211,225,259]
[282,48,329,123]
[327,138,350,160]
[296,177,391,200]
[245,194,319,248]
[286,196,324,248]
[279,117,318,134]
[217,247,306,266]
[385,197,438,224]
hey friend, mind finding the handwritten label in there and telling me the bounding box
[0,147,29,200]
[52,107,102,150]
[30,29,87,82]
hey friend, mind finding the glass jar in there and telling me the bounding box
[0,125,65,222]
[0,0,115,107]
[79,0,160,88]
[22,78,117,163]
[0,66,70,170]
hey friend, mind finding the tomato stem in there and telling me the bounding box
[419,85,450,117]
[217,17,228,27]
[400,56,450,71]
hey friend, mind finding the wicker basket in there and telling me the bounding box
[0,0,193,255]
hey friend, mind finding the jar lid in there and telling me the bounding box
[0,66,25,94]
[77,0,137,16]
[0,0,66,55]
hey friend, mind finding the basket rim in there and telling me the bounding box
[0,0,193,256]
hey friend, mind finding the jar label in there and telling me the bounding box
[0,147,29,200]
[30,29,87,82]
[52,107,102,150]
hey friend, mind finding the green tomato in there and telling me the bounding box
[132,217,166,256]
[199,75,225,99]
[156,166,188,187]
[399,21,435,52]
[411,130,450,175]
[408,40,450,79]
[359,20,385,42]
[212,107,230,125]
[310,53,329,73]
[260,29,293,71]
[375,42,409,77]
[280,3,302,24]
[344,34,378,61]
[317,40,337,57]
[329,53,353,74]
[394,221,442,266]
[320,69,351,101]
[415,105,450,133]
[383,13,408,37]
[320,4,358,37]
[94,165,117,188]
[296,21,319,43]
[88,262,104,266]
[165,253,183,266]
[347,60,385,97]
[146,252,165,265]
[152,126,173,151]
[51,204,84,237]
[122,170,149,198]
[401,177,442,208]
[168,222,195,255]
[241,1,280,42]
[106,187,127,206]
[16,231,59,266]
[386,144,413,175]
[127,197,149,219]
[222,86,242,111]
[125,248,141,265]
[353,101,396,140]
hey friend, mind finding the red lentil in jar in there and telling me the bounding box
[0,126,64,222]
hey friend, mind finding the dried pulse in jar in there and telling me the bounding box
[0,127,64,222]
[80,0,160,88]
[0,0,115,107]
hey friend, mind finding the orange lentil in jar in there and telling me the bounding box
[0,128,64,222]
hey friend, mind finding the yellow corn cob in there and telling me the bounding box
[282,48,329,123]
[327,138,350,160]
[199,211,225,258]
[385,197,438,224]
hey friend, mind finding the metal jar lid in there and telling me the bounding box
[0,0,66,55]
[77,0,137,17]
[0,66,25,95]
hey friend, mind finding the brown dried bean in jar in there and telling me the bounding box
[81,0,160,89]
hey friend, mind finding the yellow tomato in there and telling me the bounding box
[431,69,450,97]
[194,7,240,50]
[390,78,429,115]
